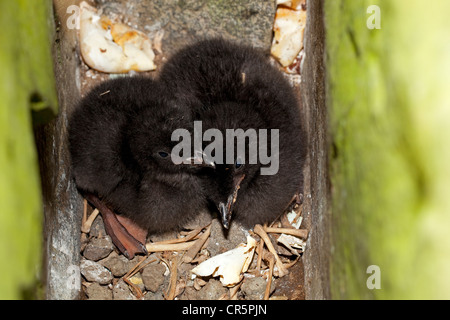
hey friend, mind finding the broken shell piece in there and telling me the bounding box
[285,49,304,75]
[277,233,306,256]
[79,1,156,73]
[191,236,257,287]
[286,210,302,229]
[276,0,306,10]
[271,6,307,67]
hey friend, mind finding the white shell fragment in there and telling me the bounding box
[271,6,307,67]
[79,1,156,73]
[286,210,302,229]
[276,0,305,10]
[277,233,306,256]
[191,236,257,287]
[276,210,306,255]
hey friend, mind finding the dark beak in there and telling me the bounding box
[184,150,216,168]
[218,174,245,229]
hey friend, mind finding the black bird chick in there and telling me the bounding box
[68,77,211,259]
[159,38,307,228]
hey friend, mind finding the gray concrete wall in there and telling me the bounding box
[36,0,84,300]
[301,0,331,300]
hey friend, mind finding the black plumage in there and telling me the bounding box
[159,38,307,228]
[68,77,209,258]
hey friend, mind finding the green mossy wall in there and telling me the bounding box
[325,0,450,299]
[0,0,57,299]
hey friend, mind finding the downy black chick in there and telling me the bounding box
[68,77,212,259]
[159,38,307,228]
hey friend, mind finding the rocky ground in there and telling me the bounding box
[80,203,306,300]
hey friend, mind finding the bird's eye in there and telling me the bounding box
[235,157,243,169]
[158,151,169,158]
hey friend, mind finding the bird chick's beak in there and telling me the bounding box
[184,150,216,168]
[218,174,245,229]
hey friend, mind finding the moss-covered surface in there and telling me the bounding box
[325,0,450,299]
[0,0,57,299]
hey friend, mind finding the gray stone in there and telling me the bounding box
[141,263,166,293]
[80,259,113,285]
[241,276,274,300]
[113,279,136,300]
[83,236,114,261]
[179,286,198,300]
[196,279,228,300]
[100,252,137,277]
[85,283,113,300]
[144,291,165,300]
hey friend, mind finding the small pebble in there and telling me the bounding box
[80,259,113,285]
[100,252,137,277]
[113,279,136,300]
[85,283,112,300]
[179,286,199,300]
[141,263,166,293]
[241,276,274,300]
[144,291,165,300]
[83,236,114,261]
[196,279,228,300]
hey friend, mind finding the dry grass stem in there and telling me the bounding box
[123,256,151,299]
[145,241,196,252]
[123,276,143,299]
[82,199,88,226]
[174,277,186,298]
[253,224,288,277]
[263,252,275,300]
[229,279,244,300]
[263,226,308,239]
[269,295,289,300]
[219,292,229,300]
[183,224,211,263]
[283,254,301,269]
[165,256,180,300]
[81,208,100,234]
[155,224,207,245]
[256,239,264,273]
